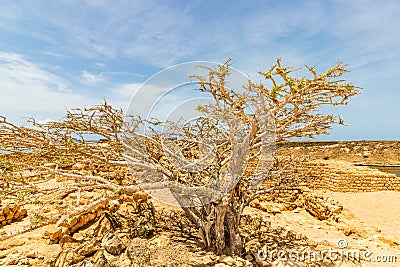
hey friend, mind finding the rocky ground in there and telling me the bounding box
[0,162,399,266]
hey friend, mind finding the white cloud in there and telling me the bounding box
[2,1,400,70]
[1,1,399,139]
[81,70,105,84]
[44,51,69,59]
[105,83,141,112]
[36,118,56,125]
[0,51,97,123]
[94,62,106,69]
[0,51,67,91]
[111,83,141,99]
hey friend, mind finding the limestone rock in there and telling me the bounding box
[149,234,171,247]
[0,254,30,266]
[43,225,69,244]
[93,250,112,267]
[71,259,94,267]
[101,231,125,256]
[54,250,84,267]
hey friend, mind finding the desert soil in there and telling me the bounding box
[1,160,400,266]
[0,189,399,266]
[329,191,400,242]
[269,190,400,267]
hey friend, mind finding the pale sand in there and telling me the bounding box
[330,191,400,242]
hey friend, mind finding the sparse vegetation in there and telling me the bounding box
[0,58,361,259]
[122,58,360,255]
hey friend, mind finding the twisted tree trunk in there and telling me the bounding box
[192,195,243,256]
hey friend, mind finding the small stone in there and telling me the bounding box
[11,205,19,213]
[43,207,52,213]
[72,163,86,170]
[108,200,120,211]
[55,250,84,267]
[220,256,236,266]
[149,234,171,247]
[245,255,253,261]
[234,257,247,267]
[102,231,125,256]
[6,212,14,221]
[379,236,399,246]
[73,232,85,241]
[6,258,18,265]
[56,176,67,182]
[293,207,302,213]
[342,226,354,236]
[43,225,63,243]
[3,207,10,215]
[93,250,112,267]
[25,251,38,258]
[44,162,57,168]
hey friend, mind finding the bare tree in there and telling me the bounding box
[122,58,361,255]
[0,58,360,256]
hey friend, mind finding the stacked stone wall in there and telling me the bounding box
[277,140,400,165]
[296,160,400,192]
[259,158,400,208]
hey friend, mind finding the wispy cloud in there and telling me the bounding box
[44,51,69,59]
[2,1,400,69]
[0,51,146,123]
[93,62,106,69]
[105,82,142,111]
[1,1,399,138]
[81,70,105,84]
[110,83,141,100]
[0,51,67,92]
[0,51,97,122]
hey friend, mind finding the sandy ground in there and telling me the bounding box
[1,190,400,266]
[1,175,400,267]
[250,190,400,267]
[329,191,400,242]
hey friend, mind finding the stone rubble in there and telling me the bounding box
[0,203,27,226]
[297,190,343,222]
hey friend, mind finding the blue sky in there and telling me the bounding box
[0,0,399,140]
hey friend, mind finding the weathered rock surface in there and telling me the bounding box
[0,203,27,226]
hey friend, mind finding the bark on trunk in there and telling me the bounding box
[215,203,227,254]
[226,206,243,255]
[193,201,244,256]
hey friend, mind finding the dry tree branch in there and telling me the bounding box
[0,58,361,256]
